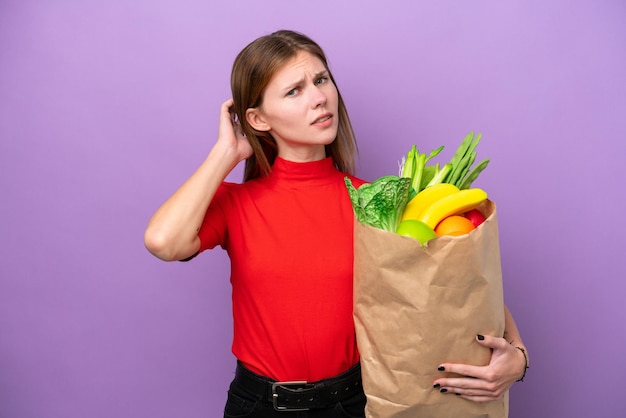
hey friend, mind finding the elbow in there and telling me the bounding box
[144,228,179,262]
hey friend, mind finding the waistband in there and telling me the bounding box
[233,361,363,412]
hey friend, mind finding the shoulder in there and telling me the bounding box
[214,181,238,197]
[212,181,247,206]
[216,180,257,194]
[214,178,268,204]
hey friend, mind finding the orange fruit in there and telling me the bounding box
[434,215,475,237]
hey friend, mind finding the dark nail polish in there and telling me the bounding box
[438,366,445,371]
[455,393,462,396]
[440,388,448,393]
[477,334,485,341]
[433,384,440,388]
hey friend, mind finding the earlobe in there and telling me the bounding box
[246,108,270,132]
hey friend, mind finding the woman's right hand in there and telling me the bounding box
[216,98,253,163]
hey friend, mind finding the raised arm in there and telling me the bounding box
[144,99,252,261]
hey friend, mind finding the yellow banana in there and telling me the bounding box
[418,188,488,229]
[401,183,459,222]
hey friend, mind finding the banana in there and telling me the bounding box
[418,188,488,229]
[401,183,459,222]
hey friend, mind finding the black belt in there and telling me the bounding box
[234,361,363,412]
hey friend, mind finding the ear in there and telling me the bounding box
[246,108,271,132]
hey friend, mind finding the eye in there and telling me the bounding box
[315,76,329,85]
[286,87,299,97]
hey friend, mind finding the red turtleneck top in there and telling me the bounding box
[197,157,366,382]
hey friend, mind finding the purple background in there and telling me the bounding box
[1,1,625,417]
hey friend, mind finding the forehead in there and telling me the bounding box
[270,51,328,84]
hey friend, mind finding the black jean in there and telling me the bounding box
[223,363,366,418]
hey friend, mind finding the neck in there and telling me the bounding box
[277,144,326,163]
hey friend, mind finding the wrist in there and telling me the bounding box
[514,346,529,382]
[207,143,243,175]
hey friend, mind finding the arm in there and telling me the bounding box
[432,305,528,402]
[144,99,252,261]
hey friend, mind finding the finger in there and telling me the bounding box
[439,385,497,396]
[436,382,502,400]
[222,97,234,109]
[220,99,246,138]
[453,392,501,403]
[434,374,498,395]
[436,363,484,380]
[219,99,234,125]
[447,382,504,401]
[229,105,238,125]
[233,118,245,139]
[475,333,508,350]
[220,98,234,117]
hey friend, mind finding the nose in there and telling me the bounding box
[311,85,327,108]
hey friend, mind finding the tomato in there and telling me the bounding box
[464,209,486,227]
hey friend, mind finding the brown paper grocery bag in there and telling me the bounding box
[353,200,508,418]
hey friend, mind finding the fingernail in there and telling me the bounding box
[433,383,440,388]
[477,334,485,341]
[455,393,462,396]
[437,366,445,371]
[440,388,448,393]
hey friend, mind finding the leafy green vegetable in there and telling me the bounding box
[400,131,490,191]
[443,131,490,189]
[399,145,443,196]
[401,145,417,180]
[345,175,411,233]
[425,163,452,188]
[459,158,490,190]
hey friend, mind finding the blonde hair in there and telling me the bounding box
[230,30,358,181]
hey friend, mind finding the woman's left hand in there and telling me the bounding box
[432,334,526,402]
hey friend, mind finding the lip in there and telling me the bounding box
[312,112,333,125]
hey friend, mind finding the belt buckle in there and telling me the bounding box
[271,380,310,412]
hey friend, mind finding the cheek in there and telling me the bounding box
[262,104,292,128]
[275,105,307,127]
[265,109,303,136]
[328,89,339,110]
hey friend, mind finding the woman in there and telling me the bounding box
[144,30,527,417]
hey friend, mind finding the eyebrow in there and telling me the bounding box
[313,69,329,79]
[282,70,329,91]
